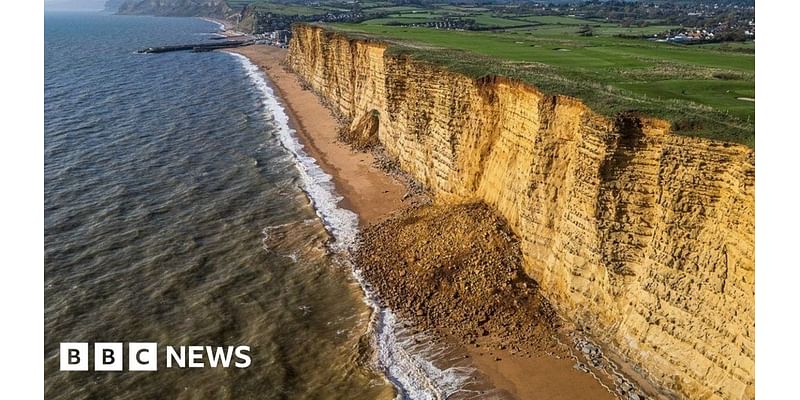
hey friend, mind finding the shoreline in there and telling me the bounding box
[199,17,249,39]
[225,46,408,226]
[225,44,626,400]
[225,46,463,399]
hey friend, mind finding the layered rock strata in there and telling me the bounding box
[288,25,755,400]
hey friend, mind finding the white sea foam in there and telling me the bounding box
[352,267,478,400]
[231,53,359,250]
[200,17,225,32]
[231,52,475,400]
[198,18,226,38]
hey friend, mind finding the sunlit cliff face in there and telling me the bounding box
[288,24,755,400]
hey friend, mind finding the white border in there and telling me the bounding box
[756,0,800,399]
[1,0,44,397]
[3,0,797,397]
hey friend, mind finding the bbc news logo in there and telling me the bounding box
[60,343,251,371]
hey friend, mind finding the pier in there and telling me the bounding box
[138,40,253,54]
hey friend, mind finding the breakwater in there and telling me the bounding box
[138,40,252,54]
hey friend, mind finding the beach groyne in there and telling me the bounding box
[138,40,251,54]
[287,24,755,400]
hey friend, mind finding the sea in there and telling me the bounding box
[44,11,479,400]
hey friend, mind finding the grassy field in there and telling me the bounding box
[229,0,346,16]
[226,0,256,9]
[360,7,534,29]
[361,16,436,25]
[328,23,754,146]
[515,15,611,25]
[469,14,530,27]
[695,41,756,53]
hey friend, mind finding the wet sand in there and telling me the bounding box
[468,348,616,400]
[225,44,618,400]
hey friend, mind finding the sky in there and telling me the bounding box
[44,0,108,11]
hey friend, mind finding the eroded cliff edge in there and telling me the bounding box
[287,24,755,400]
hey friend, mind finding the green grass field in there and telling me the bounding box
[363,6,429,13]
[231,1,345,16]
[695,41,756,53]
[226,0,256,9]
[328,23,755,146]
[467,15,529,27]
[515,15,610,25]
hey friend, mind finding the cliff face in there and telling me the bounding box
[288,25,755,400]
[103,0,126,12]
[115,0,231,17]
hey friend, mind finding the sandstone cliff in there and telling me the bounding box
[287,25,754,400]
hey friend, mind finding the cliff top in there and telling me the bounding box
[318,23,755,148]
[113,0,232,18]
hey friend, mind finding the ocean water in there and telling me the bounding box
[44,12,482,400]
[44,12,390,399]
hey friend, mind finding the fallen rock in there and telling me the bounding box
[354,203,562,354]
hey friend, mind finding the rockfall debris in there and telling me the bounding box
[354,202,562,355]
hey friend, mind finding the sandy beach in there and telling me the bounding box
[468,348,617,400]
[226,46,407,225]
[225,44,619,400]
